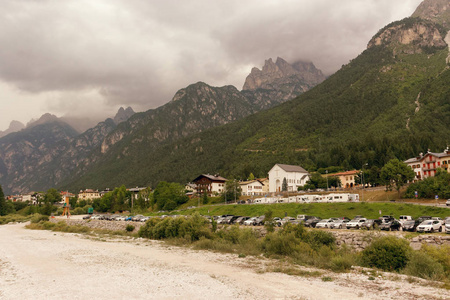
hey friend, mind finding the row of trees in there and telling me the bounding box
[303,159,416,197]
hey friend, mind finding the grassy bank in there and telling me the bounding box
[173,202,450,219]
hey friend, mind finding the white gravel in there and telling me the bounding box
[0,222,449,300]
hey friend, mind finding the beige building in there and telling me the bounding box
[327,170,359,188]
[78,189,101,200]
[240,178,268,196]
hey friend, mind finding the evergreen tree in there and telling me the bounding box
[282,178,288,191]
[0,184,6,216]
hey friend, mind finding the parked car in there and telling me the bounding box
[379,219,401,231]
[329,218,349,229]
[82,215,91,220]
[399,215,413,226]
[416,220,442,233]
[445,219,450,234]
[315,218,337,229]
[417,216,432,223]
[304,217,321,228]
[402,219,421,232]
[243,217,258,226]
[254,216,266,226]
[234,216,250,225]
[115,216,126,221]
[361,219,381,230]
[346,218,367,229]
[277,217,296,226]
[446,199,450,207]
[431,217,444,225]
[132,215,144,222]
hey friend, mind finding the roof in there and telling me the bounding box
[193,174,227,182]
[329,170,360,177]
[239,179,265,186]
[404,157,421,164]
[275,164,308,173]
[404,149,450,164]
[128,187,147,192]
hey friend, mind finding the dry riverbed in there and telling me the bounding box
[0,221,449,300]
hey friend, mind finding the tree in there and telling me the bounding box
[282,178,288,191]
[248,173,255,180]
[202,190,209,204]
[0,184,7,216]
[221,180,242,203]
[153,181,188,211]
[44,188,62,204]
[380,159,415,197]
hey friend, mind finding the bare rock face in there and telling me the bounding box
[113,107,135,125]
[243,57,325,91]
[367,19,447,54]
[412,0,450,30]
[242,57,326,109]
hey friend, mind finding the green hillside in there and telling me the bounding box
[61,17,450,191]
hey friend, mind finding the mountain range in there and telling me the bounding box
[1,0,449,195]
[0,58,325,194]
[56,0,450,192]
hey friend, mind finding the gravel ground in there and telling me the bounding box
[0,222,449,300]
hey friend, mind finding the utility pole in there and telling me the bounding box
[326,170,329,191]
[361,163,368,201]
[234,179,237,203]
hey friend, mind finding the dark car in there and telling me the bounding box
[362,219,382,230]
[379,219,401,231]
[402,219,421,232]
[417,216,432,223]
[304,217,321,228]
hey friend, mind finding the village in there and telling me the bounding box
[5,147,450,207]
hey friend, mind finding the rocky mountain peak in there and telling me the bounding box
[113,106,135,125]
[412,0,450,30]
[26,113,60,129]
[367,18,447,54]
[0,120,25,138]
[242,57,325,91]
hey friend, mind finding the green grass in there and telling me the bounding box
[171,202,450,219]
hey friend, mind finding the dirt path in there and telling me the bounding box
[0,223,449,300]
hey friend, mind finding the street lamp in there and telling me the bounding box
[326,170,329,191]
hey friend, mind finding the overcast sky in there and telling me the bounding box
[0,0,423,131]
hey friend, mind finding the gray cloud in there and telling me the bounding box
[0,0,422,130]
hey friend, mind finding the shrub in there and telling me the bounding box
[361,236,411,271]
[72,207,85,215]
[305,230,336,250]
[404,251,444,280]
[330,253,355,272]
[138,213,211,242]
[125,224,135,232]
[420,244,450,276]
[30,213,49,223]
[261,232,300,256]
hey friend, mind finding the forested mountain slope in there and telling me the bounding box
[61,15,450,191]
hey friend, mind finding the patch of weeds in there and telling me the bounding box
[368,276,375,280]
[321,276,333,282]
[268,263,322,277]
[406,276,418,284]
[238,253,246,258]
[387,274,401,281]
